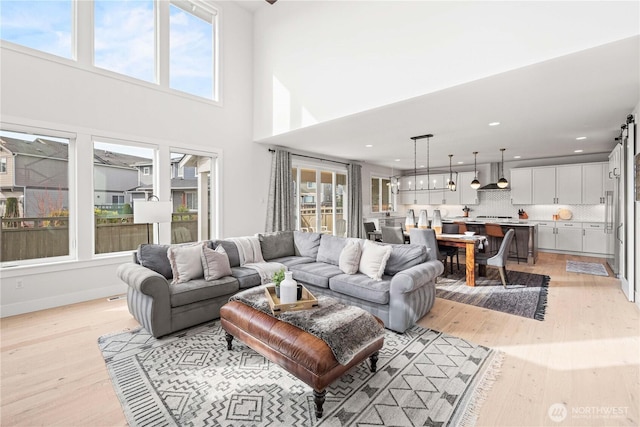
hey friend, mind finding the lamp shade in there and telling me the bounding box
[417,209,428,229]
[432,209,443,235]
[405,209,416,228]
[134,200,173,224]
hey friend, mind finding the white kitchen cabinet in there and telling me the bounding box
[533,165,582,204]
[532,167,556,204]
[458,171,479,204]
[608,144,622,178]
[556,165,582,204]
[555,222,583,252]
[510,168,533,204]
[582,223,607,254]
[537,222,556,249]
[582,163,607,204]
[536,221,583,252]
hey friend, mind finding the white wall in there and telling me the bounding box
[0,1,268,316]
[253,1,639,140]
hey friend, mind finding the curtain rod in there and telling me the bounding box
[268,148,350,166]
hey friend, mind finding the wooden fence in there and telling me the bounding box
[1,215,198,262]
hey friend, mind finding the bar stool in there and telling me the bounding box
[484,223,519,263]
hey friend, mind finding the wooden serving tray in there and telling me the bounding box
[265,284,318,315]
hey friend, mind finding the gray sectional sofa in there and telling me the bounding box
[116,231,443,338]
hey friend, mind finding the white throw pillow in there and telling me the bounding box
[201,245,233,281]
[339,239,362,275]
[167,243,205,284]
[359,240,392,281]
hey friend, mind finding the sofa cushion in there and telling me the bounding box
[316,234,347,266]
[384,243,428,275]
[359,240,392,280]
[230,266,262,289]
[339,240,362,274]
[258,231,295,260]
[169,276,239,307]
[212,240,241,267]
[201,245,233,281]
[137,244,172,279]
[168,243,205,284]
[268,255,316,268]
[329,273,391,305]
[293,231,322,258]
[289,262,344,289]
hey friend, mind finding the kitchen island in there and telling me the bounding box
[443,218,538,265]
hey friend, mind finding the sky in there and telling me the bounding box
[0,0,214,99]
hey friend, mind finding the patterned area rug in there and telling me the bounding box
[99,321,503,426]
[566,260,609,277]
[436,269,550,320]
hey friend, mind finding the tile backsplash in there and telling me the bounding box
[400,189,606,222]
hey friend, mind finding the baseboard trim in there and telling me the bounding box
[1,283,127,318]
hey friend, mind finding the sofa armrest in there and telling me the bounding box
[116,263,171,301]
[390,260,444,294]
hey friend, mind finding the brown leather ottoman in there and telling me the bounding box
[220,300,384,419]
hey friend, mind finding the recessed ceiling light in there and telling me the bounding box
[365,144,373,148]
[457,161,464,164]
[513,155,521,159]
[489,122,500,126]
[574,149,584,153]
[419,164,425,168]
[395,159,401,162]
[576,136,587,140]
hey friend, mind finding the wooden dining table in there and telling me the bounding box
[436,234,487,286]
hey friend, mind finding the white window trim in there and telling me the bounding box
[0,0,221,105]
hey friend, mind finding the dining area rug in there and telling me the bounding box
[436,269,550,320]
[98,321,503,426]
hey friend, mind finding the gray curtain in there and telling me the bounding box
[265,149,294,232]
[347,163,363,238]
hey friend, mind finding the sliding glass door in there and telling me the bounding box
[293,164,347,236]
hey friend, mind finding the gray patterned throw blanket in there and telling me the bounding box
[229,286,385,365]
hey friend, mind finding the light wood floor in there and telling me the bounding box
[1,252,638,426]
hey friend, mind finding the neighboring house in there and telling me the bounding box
[0,136,148,217]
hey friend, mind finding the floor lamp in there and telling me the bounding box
[133,197,173,244]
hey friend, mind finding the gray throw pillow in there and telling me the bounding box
[258,231,295,260]
[201,245,233,281]
[211,240,241,267]
[384,244,427,275]
[137,244,172,279]
[316,234,347,266]
[293,231,322,258]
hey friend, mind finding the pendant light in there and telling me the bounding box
[410,136,418,204]
[470,151,481,189]
[497,148,509,188]
[447,154,456,191]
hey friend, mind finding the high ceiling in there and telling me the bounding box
[255,36,639,171]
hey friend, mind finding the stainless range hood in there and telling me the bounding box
[477,163,510,191]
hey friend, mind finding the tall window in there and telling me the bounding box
[1,1,219,101]
[371,176,391,212]
[169,1,215,99]
[0,130,71,263]
[94,0,155,82]
[294,165,347,236]
[170,151,214,244]
[0,0,73,59]
[93,140,154,254]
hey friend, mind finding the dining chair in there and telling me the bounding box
[409,228,447,277]
[335,218,347,237]
[363,221,381,241]
[440,223,460,274]
[475,228,515,287]
[381,226,405,244]
[484,223,519,262]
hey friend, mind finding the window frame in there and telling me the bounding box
[0,0,221,104]
[371,175,391,213]
[0,125,77,268]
